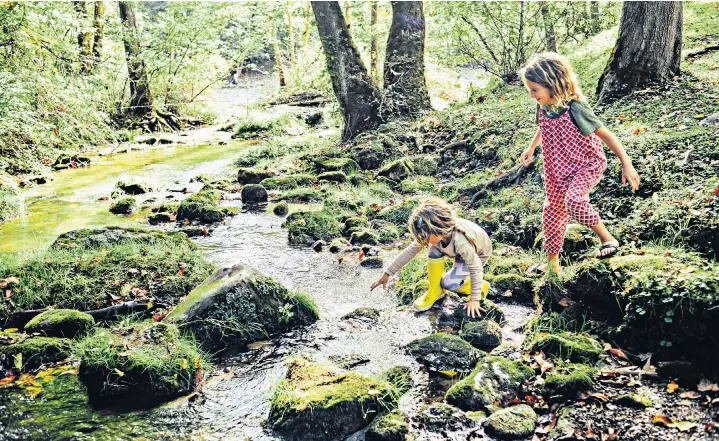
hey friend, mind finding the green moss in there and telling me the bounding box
[408,332,483,373]
[365,411,408,441]
[526,332,603,364]
[375,198,421,229]
[276,187,321,202]
[412,155,438,176]
[317,157,359,173]
[343,216,370,234]
[445,355,533,410]
[485,273,535,303]
[147,212,175,224]
[261,174,316,190]
[0,172,22,222]
[317,171,347,183]
[350,229,380,245]
[272,200,289,216]
[401,176,436,194]
[115,181,151,195]
[283,209,343,245]
[177,189,225,223]
[151,202,179,213]
[613,393,653,408]
[377,224,400,243]
[380,366,412,396]
[0,333,73,371]
[460,320,502,349]
[75,322,205,407]
[378,158,414,181]
[543,364,595,397]
[109,197,136,215]
[24,309,95,339]
[484,404,537,439]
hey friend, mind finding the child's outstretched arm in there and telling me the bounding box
[594,127,640,192]
[520,128,542,166]
[370,241,422,291]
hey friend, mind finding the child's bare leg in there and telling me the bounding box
[590,221,619,256]
[538,253,561,274]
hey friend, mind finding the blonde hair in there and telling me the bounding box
[408,198,480,253]
[519,52,585,106]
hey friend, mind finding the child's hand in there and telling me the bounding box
[465,299,485,318]
[520,147,535,166]
[370,273,390,291]
[621,162,640,192]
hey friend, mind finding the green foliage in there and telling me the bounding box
[525,331,603,364]
[543,364,595,397]
[0,333,73,371]
[0,172,22,222]
[109,197,136,215]
[283,209,343,245]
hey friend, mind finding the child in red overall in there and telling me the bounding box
[518,53,640,275]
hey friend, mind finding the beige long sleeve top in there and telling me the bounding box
[384,218,493,301]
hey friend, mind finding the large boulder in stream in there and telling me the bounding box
[76,322,203,408]
[0,333,73,372]
[484,404,537,439]
[24,309,95,338]
[408,333,482,374]
[237,167,276,185]
[241,184,268,204]
[165,264,319,351]
[445,355,534,411]
[177,188,228,223]
[268,359,395,441]
[0,172,22,223]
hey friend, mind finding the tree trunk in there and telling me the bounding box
[74,1,93,73]
[303,1,311,46]
[311,1,382,140]
[269,17,286,87]
[287,4,296,66]
[92,1,104,67]
[370,2,379,84]
[383,1,430,119]
[590,1,600,34]
[119,1,153,116]
[540,2,557,52]
[597,1,682,104]
[344,1,351,30]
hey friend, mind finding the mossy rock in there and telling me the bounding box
[261,174,315,190]
[328,238,350,253]
[115,181,151,195]
[165,264,318,351]
[543,364,595,397]
[350,229,380,245]
[484,404,537,440]
[360,256,384,269]
[460,320,503,350]
[445,356,533,411]
[177,189,226,223]
[151,202,179,213]
[376,224,400,243]
[317,171,347,183]
[437,298,505,327]
[526,332,603,364]
[237,168,276,185]
[343,216,370,234]
[148,212,175,224]
[109,197,136,215]
[276,187,321,202]
[273,201,289,216]
[349,174,371,186]
[341,307,380,323]
[365,411,408,441]
[407,333,483,374]
[0,172,22,222]
[352,147,384,170]
[0,334,73,371]
[268,359,394,441]
[241,184,268,204]
[24,309,95,339]
[412,155,439,176]
[375,198,421,229]
[400,176,436,194]
[485,273,535,305]
[412,402,475,433]
[378,158,414,181]
[284,210,343,245]
[612,393,653,408]
[316,157,359,173]
[380,366,413,395]
[75,322,203,408]
[562,224,600,259]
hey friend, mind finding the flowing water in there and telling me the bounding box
[0,82,535,441]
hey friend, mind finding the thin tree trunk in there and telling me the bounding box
[516,1,525,73]
[597,2,683,104]
[303,1,311,46]
[383,1,430,118]
[92,1,104,67]
[269,17,286,87]
[287,4,296,66]
[311,1,382,140]
[74,1,93,73]
[370,1,379,84]
[540,2,557,52]
[345,1,351,30]
[590,1,600,34]
[118,1,153,116]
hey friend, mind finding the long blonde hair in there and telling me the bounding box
[519,52,585,107]
[408,198,479,253]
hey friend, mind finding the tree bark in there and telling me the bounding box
[383,1,430,119]
[269,17,286,87]
[287,4,296,66]
[597,2,683,104]
[92,1,104,67]
[590,1,600,34]
[540,2,557,52]
[370,2,379,84]
[303,1,311,46]
[74,1,93,73]
[119,1,153,116]
[311,1,382,140]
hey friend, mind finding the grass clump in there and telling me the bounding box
[0,172,22,222]
[543,364,595,397]
[526,332,603,364]
[401,176,436,194]
[177,188,226,223]
[0,333,73,371]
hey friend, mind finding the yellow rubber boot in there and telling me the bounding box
[413,258,445,311]
[458,279,490,300]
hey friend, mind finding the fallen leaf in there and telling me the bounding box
[0,376,15,386]
[608,348,628,359]
[667,381,679,393]
[680,391,702,400]
[558,297,570,307]
[114,368,125,377]
[587,392,610,402]
[698,379,719,392]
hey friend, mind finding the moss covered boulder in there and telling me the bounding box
[375,198,421,228]
[408,333,482,374]
[317,171,347,183]
[365,411,408,441]
[0,172,22,223]
[268,359,394,441]
[437,297,505,327]
[460,320,502,350]
[484,404,537,440]
[177,189,228,223]
[316,157,359,173]
[0,334,73,371]
[24,309,95,338]
[272,200,289,216]
[350,229,380,245]
[526,332,603,363]
[283,210,343,245]
[241,184,268,204]
[446,356,533,411]
[378,158,414,181]
[147,212,175,224]
[109,197,136,215]
[76,322,203,408]
[261,175,315,190]
[166,264,318,351]
[485,273,535,305]
[115,181,151,195]
[237,168,276,185]
[543,364,595,397]
[412,402,476,434]
[343,216,370,235]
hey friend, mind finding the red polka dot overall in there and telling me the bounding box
[539,109,607,255]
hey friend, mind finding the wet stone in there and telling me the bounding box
[0,334,73,371]
[484,404,537,440]
[24,309,95,339]
[327,354,370,369]
[311,240,325,252]
[360,256,384,268]
[115,181,151,195]
[109,197,136,215]
[408,332,483,374]
[241,184,268,204]
[181,226,209,237]
[341,307,380,323]
[412,402,475,434]
[460,320,503,350]
[365,411,408,441]
[273,200,289,216]
[237,168,276,185]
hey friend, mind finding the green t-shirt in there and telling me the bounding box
[535,100,604,136]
